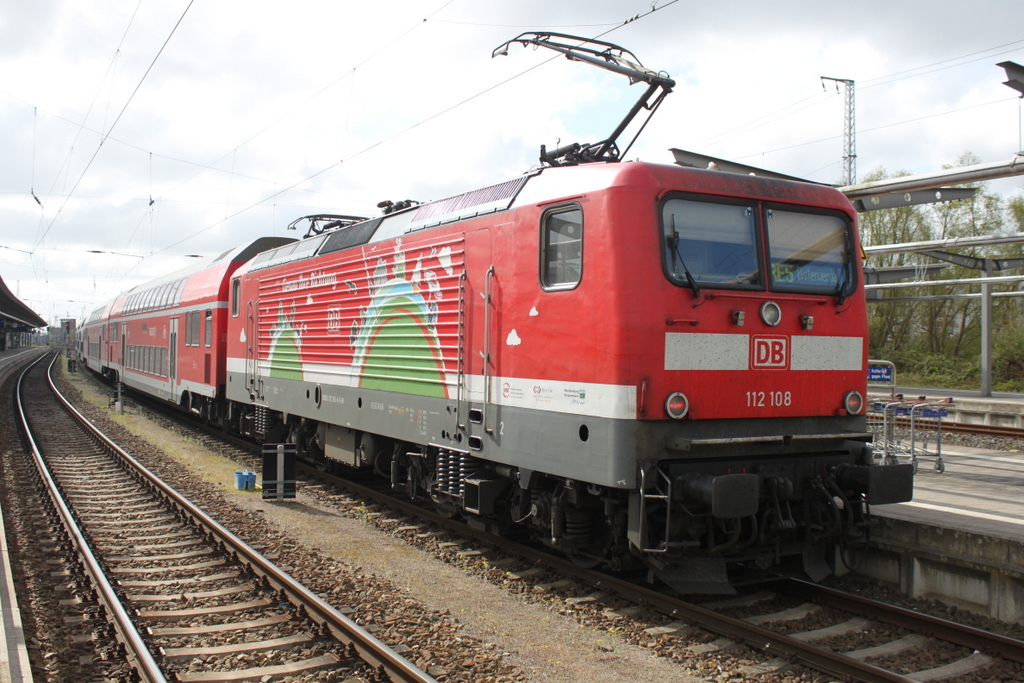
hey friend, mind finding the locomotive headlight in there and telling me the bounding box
[844,390,865,415]
[665,392,689,419]
[760,301,782,326]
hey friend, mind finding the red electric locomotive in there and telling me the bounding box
[224,157,911,591]
[80,34,912,591]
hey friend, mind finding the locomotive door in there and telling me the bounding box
[245,300,263,401]
[464,229,494,451]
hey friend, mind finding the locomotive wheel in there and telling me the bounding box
[432,504,457,519]
[566,550,602,569]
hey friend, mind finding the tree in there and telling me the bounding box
[860,153,1022,388]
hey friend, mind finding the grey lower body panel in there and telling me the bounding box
[226,369,639,489]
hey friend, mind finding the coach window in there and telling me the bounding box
[158,283,172,308]
[541,205,583,290]
[171,278,185,306]
[231,279,240,317]
[660,198,760,288]
[204,309,212,347]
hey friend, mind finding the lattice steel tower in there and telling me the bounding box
[822,77,856,185]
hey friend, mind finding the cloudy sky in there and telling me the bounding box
[2,0,1023,326]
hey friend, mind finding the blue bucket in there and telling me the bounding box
[234,471,246,490]
[245,471,257,490]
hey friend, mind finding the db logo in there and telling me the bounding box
[752,336,789,369]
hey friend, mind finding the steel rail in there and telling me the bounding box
[782,580,1024,663]
[103,367,1009,682]
[44,354,437,683]
[16,351,168,683]
[299,463,920,683]
[945,422,1024,440]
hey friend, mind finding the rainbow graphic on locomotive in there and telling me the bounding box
[256,238,460,399]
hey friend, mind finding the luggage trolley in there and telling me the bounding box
[870,396,952,474]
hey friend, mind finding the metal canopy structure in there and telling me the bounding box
[998,61,1024,96]
[864,234,1024,397]
[863,263,947,285]
[0,273,46,333]
[840,154,1024,201]
[848,187,976,212]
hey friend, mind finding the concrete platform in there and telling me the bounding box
[0,352,38,683]
[0,347,41,683]
[860,442,1024,622]
[870,387,1024,427]
[0,346,47,367]
[0,504,32,683]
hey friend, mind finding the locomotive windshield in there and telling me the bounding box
[765,208,851,294]
[661,199,761,287]
[660,197,854,296]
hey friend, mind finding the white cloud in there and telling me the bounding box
[2,0,1023,324]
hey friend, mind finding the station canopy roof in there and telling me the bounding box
[0,274,46,330]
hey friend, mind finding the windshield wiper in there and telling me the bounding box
[667,215,701,298]
[835,260,851,305]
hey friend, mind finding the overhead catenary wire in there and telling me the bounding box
[34,0,146,222]
[61,0,686,308]
[32,0,197,254]
[7,5,1018,315]
[31,107,42,208]
[731,95,1018,163]
[153,0,683,258]
[161,0,459,205]
[698,39,1024,154]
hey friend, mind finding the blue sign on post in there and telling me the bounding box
[868,365,893,382]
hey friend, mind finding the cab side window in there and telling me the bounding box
[541,206,583,289]
[231,279,241,317]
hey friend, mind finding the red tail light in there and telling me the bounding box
[665,392,689,419]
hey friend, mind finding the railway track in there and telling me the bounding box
[943,422,1024,440]
[283,463,1024,682]
[14,350,435,683]
[70,363,1024,682]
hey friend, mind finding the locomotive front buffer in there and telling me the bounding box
[631,434,914,593]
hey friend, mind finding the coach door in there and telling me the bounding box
[169,318,178,388]
[120,323,126,372]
